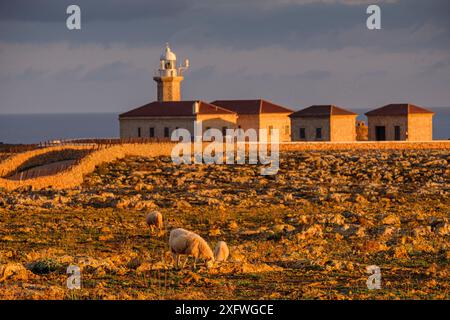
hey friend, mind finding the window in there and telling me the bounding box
[300,128,306,139]
[164,127,169,138]
[394,126,401,141]
[284,125,290,135]
[222,126,227,136]
[137,127,141,138]
[316,128,322,139]
[149,127,155,138]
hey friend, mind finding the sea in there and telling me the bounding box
[0,108,449,144]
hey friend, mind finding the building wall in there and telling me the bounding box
[330,115,357,141]
[121,112,290,141]
[367,115,408,141]
[259,113,291,142]
[225,114,260,142]
[119,114,237,139]
[235,114,260,133]
[119,117,195,139]
[197,114,238,137]
[153,76,183,101]
[291,117,331,141]
[230,113,291,142]
[408,114,433,141]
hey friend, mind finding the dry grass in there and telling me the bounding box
[0,149,449,300]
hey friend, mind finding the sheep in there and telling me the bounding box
[169,228,214,269]
[214,241,229,262]
[146,211,164,235]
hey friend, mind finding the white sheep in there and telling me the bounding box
[169,228,214,269]
[146,211,164,235]
[214,241,229,262]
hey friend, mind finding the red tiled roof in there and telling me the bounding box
[365,104,434,116]
[119,101,236,118]
[290,105,357,118]
[210,99,293,115]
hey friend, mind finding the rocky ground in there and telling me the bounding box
[0,149,449,299]
[0,154,11,162]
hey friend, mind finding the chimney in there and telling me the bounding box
[192,101,200,115]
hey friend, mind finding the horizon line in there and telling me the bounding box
[1,106,450,116]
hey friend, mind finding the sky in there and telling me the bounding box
[0,0,449,114]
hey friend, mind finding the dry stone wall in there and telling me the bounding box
[0,141,448,191]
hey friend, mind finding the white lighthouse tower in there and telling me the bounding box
[153,43,189,102]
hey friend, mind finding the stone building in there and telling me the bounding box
[119,45,294,141]
[119,101,237,139]
[365,104,434,141]
[210,100,293,142]
[356,120,368,141]
[289,105,357,141]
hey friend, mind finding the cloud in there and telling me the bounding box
[296,69,332,80]
[82,61,148,82]
[210,0,399,7]
[0,0,448,52]
[0,0,449,114]
[0,0,398,23]
[1,41,450,114]
[0,0,190,22]
[417,59,450,77]
[358,70,388,79]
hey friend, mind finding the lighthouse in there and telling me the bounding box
[153,44,189,102]
[120,43,293,143]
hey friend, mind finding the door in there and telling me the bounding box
[394,126,400,140]
[375,126,386,141]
